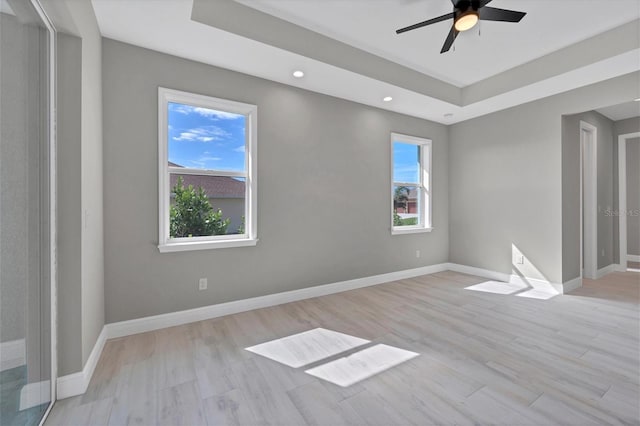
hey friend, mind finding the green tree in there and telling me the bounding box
[394,186,410,213]
[170,176,230,237]
[393,210,403,226]
[237,215,245,234]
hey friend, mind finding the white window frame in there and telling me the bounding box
[158,87,258,252]
[390,132,432,235]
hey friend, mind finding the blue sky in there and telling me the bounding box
[393,142,419,183]
[168,102,246,171]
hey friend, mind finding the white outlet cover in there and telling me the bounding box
[199,278,207,290]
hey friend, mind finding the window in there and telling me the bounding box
[391,133,432,234]
[158,88,257,252]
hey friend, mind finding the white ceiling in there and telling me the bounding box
[596,101,640,121]
[91,0,640,124]
[0,0,14,15]
[235,0,640,87]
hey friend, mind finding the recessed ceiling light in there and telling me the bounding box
[292,70,304,78]
[444,113,454,118]
[383,96,393,102]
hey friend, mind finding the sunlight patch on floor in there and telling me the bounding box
[245,328,369,368]
[465,280,559,299]
[515,289,558,300]
[304,344,419,387]
[246,329,418,387]
[465,280,527,295]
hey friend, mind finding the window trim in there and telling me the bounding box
[158,87,258,252]
[390,132,432,235]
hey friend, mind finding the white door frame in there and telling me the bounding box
[580,121,598,279]
[618,131,640,270]
[31,0,58,423]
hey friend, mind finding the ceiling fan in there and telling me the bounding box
[396,0,526,54]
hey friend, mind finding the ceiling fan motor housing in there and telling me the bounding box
[455,0,481,14]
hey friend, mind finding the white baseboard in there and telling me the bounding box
[596,263,619,279]
[561,276,583,293]
[55,260,579,398]
[509,274,561,293]
[57,263,450,398]
[19,380,50,410]
[0,339,26,372]
[446,263,581,294]
[445,263,511,282]
[105,263,450,339]
[56,327,107,399]
[627,254,640,262]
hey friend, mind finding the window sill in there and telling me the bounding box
[391,227,433,236]
[158,238,258,253]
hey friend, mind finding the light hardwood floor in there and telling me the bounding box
[46,270,640,425]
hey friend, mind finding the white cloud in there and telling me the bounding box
[170,103,242,120]
[193,107,242,120]
[233,145,246,153]
[188,155,222,169]
[173,126,231,142]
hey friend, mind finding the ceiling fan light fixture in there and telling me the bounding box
[454,10,479,32]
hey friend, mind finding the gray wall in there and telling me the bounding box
[0,13,30,344]
[449,72,639,285]
[43,0,105,376]
[614,117,640,136]
[103,39,449,323]
[626,138,640,256]
[0,12,49,374]
[1,11,50,383]
[71,0,105,371]
[562,111,616,273]
[56,33,83,376]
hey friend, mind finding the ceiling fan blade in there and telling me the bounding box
[478,0,493,7]
[440,25,459,53]
[396,13,454,34]
[479,6,526,22]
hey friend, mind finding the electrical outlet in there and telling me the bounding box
[416,250,421,258]
[516,255,525,265]
[198,278,207,290]
[601,249,605,257]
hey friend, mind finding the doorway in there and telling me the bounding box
[618,132,640,271]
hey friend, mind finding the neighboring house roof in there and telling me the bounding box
[170,174,245,199]
[169,163,245,198]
